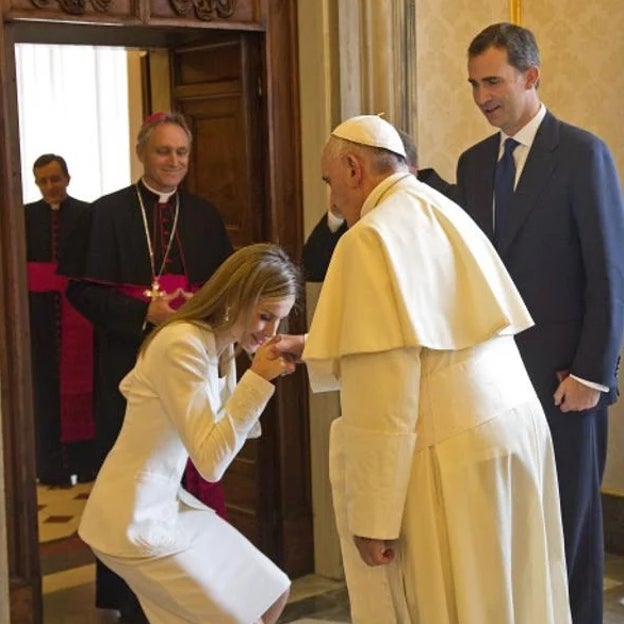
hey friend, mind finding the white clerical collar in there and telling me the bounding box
[361,171,412,219]
[49,203,61,211]
[500,103,546,151]
[141,178,177,203]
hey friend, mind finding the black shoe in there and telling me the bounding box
[118,605,149,623]
[76,468,98,483]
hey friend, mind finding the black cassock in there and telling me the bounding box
[66,181,232,613]
[26,195,95,485]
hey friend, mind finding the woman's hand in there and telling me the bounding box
[250,336,297,381]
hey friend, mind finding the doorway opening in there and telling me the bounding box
[4,16,312,622]
[16,43,132,203]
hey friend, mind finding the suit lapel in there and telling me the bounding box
[498,112,559,257]
[472,135,500,241]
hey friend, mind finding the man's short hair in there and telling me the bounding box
[328,137,408,176]
[468,22,540,73]
[137,112,192,151]
[33,154,69,176]
[397,130,418,168]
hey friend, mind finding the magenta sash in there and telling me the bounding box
[28,262,94,442]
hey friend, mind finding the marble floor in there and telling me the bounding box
[43,566,350,623]
[38,481,351,623]
[605,553,624,624]
[37,482,624,622]
[41,550,624,623]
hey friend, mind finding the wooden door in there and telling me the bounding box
[172,33,265,247]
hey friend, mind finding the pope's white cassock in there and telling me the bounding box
[303,172,571,623]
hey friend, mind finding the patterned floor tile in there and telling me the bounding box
[37,481,92,543]
[35,484,624,624]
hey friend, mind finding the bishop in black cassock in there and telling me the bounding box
[26,155,96,487]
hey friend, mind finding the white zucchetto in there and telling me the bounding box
[331,115,407,158]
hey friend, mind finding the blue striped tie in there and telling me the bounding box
[494,138,519,248]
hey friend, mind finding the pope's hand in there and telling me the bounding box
[269,333,306,362]
[353,536,396,567]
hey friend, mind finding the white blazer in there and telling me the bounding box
[79,322,274,558]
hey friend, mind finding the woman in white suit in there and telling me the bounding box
[79,243,300,624]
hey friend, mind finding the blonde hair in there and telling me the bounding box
[140,243,301,356]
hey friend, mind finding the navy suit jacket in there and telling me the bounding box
[456,111,624,402]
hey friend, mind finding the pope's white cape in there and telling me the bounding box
[303,172,533,392]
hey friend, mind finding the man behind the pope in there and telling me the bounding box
[280,115,572,623]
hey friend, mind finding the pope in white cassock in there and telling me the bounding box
[277,115,571,623]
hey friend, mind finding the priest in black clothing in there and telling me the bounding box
[26,153,96,487]
[66,112,233,623]
[302,129,456,281]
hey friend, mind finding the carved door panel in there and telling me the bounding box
[172,33,265,248]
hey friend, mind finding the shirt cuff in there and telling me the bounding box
[570,374,609,393]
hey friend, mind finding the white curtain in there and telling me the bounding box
[15,44,131,203]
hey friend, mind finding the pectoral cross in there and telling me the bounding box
[144,280,164,299]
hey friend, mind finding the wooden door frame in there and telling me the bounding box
[0,2,310,621]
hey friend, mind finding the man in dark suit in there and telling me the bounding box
[456,22,624,624]
[302,129,455,281]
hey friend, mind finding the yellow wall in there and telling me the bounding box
[298,0,344,579]
[414,0,508,181]
[126,49,172,182]
[127,50,144,181]
[527,1,624,178]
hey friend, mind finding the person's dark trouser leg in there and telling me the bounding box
[546,404,607,624]
[95,558,147,622]
[66,439,98,482]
